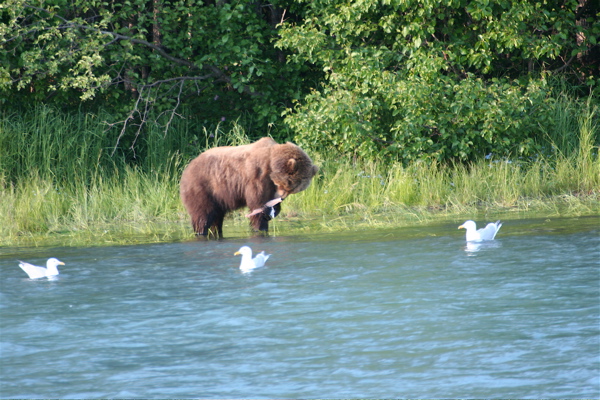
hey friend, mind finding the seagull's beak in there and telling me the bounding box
[234,251,240,256]
[59,262,65,265]
[458,225,465,229]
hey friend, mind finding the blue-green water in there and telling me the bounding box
[1,216,598,398]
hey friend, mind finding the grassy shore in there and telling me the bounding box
[1,102,598,247]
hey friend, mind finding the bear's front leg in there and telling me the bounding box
[252,202,281,231]
[249,213,269,232]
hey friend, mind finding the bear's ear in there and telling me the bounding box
[286,158,297,173]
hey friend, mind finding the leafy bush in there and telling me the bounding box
[286,74,564,162]
[277,0,599,163]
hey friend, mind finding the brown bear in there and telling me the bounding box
[180,137,319,237]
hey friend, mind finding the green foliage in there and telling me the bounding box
[0,106,115,185]
[0,0,313,136]
[284,74,562,162]
[0,165,187,241]
[1,0,598,164]
[0,103,597,246]
[0,104,242,188]
[277,0,599,162]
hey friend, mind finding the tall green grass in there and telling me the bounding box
[278,98,599,231]
[0,165,186,243]
[1,106,111,185]
[0,99,598,246]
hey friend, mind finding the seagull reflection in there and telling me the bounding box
[464,241,482,254]
[464,240,502,255]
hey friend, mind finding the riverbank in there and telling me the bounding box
[1,101,598,248]
[1,156,598,248]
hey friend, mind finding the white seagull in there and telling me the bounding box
[234,246,271,273]
[18,258,65,279]
[458,220,502,242]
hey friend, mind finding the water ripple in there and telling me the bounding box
[1,216,598,398]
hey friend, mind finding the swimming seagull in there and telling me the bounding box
[18,258,65,279]
[458,220,502,242]
[234,246,271,273]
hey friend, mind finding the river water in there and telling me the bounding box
[1,216,598,398]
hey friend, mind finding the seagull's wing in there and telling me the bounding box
[246,198,283,218]
[246,208,263,217]
[264,198,283,207]
[18,261,47,279]
[252,252,270,268]
[478,221,502,240]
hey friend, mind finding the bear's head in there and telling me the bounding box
[269,142,319,199]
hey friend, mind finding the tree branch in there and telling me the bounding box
[552,54,576,74]
[144,75,218,87]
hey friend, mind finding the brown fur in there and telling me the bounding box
[180,137,319,237]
